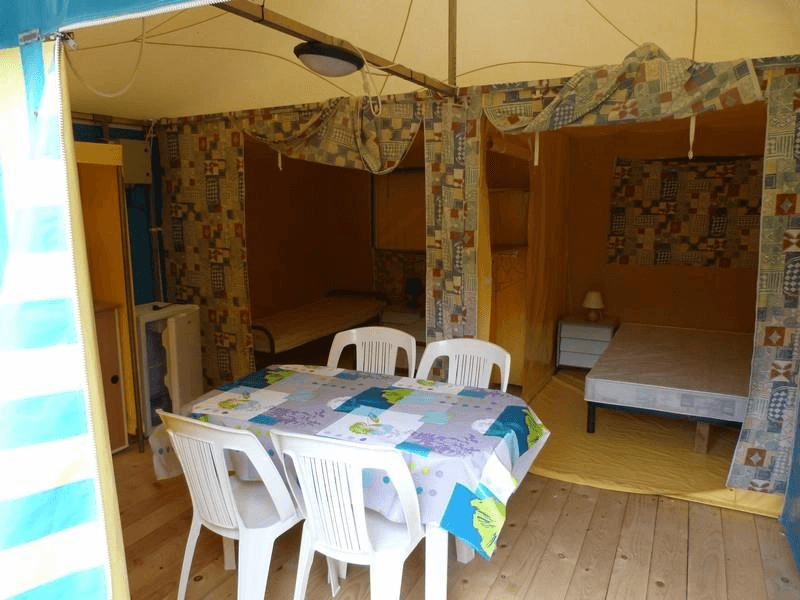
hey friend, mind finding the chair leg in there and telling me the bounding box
[293,526,315,600]
[369,558,404,600]
[237,532,273,600]
[223,536,236,570]
[455,538,475,563]
[177,515,202,600]
[325,557,348,596]
[337,559,348,579]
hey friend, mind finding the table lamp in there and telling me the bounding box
[582,291,604,322]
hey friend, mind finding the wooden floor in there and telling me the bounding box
[115,444,800,600]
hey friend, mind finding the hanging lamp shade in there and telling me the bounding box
[293,41,364,77]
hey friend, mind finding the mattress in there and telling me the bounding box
[585,323,753,422]
[251,295,385,355]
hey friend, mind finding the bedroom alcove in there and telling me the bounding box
[242,131,427,369]
[512,101,774,502]
[499,100,788,519]
[242,132,372,365]
[510,101,768,396]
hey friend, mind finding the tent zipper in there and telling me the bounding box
[58,0,221,34]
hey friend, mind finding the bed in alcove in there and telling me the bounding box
[532,101,767,444]
[242,132,427,366]
[518,102,774,513]
[575,113,765,446]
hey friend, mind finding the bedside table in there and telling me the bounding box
[557,317,616,369]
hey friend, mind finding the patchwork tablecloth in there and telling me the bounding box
[165,364,550,558]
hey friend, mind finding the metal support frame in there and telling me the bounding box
[219,0,457,97]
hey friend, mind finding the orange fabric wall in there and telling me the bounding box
[243,134,374,317]
[524,131,571,395]
[564,104,766,333]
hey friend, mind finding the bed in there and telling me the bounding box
[250,291,388,365]
[585,323,753,451]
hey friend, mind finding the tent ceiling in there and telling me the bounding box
[64,0,800,121]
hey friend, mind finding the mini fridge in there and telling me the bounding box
[135,302,204,435]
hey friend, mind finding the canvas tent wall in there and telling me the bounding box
[2,3,800,599]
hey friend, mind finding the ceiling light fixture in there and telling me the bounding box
[293,41,364,77]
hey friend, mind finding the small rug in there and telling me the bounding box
[526,370,783,517]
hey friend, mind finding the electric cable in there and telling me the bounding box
[379,0,415,96]
[583,0,639,47]
[64,18,145,98]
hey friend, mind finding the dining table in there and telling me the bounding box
[181,363,550,599]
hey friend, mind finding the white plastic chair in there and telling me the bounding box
[416,338,511,392]
[269,430,425,600]
[327,326,417,376]
[156,409,302,600]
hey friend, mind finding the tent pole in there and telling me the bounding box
[219,0,457,97]
[449,0,456,86]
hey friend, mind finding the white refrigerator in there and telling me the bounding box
[135,302,204,435]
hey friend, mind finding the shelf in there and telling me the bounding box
[491,244,527,255]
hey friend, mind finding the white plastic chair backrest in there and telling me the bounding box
[416,338,511,392]
[157,410,297,537]
[270,430,423,561]
[327,326,416,376]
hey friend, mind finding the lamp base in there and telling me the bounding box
[586,309,601,322]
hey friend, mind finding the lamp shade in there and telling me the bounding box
[582,291,604,310]
[293,41,364,77]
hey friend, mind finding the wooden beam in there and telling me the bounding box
[219,0,457,97]
[71,111,149,129]
[486,131,532,162]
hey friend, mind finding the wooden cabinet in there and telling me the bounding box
[77,141,138,444]
[94,303,128,453]
[557,317,616,369]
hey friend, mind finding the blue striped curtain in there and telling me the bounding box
[0,41,114,600]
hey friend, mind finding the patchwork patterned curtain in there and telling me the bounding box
[158,93,423,386]
[422,96,483,341]
[246,93,422,174]
[607,156,763,268]
[483,43,763,133]
[727,62,800,495]
[158,116,252,387]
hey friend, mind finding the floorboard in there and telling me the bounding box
[114,439,800,600]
